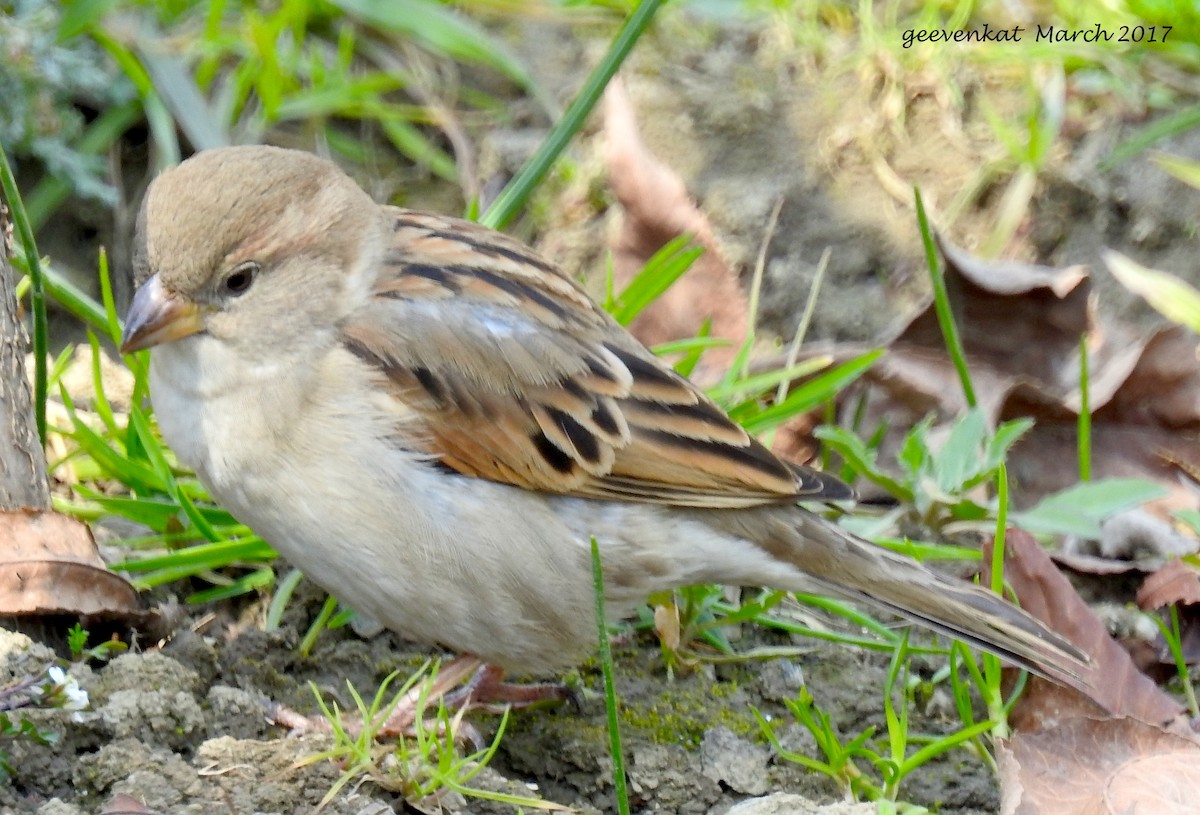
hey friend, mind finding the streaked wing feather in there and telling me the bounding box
[340,208,848,508]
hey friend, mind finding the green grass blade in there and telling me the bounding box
[1101,105,1200,170]
[0,143,48,446]
[739,350,882,435]
[331,0,535,92]
[1105,250,1200,332]
[706,358,831,405]
[138,49,231,150]
[87,333,119,435]
[914,188,975,408]
[60,390,165,494]
[266,569,305,631]
[608,237,704,326]
[97,248,122,345]
[73,489,194,531]
[1078,333,1091,482]
[1151,151,1200,191]
[481,0,666,229]
[591,537,630,815]
[188,568,275,603]
[113,536,276,576]
[91,29,181,166]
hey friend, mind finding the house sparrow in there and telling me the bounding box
[121,145,1087,694]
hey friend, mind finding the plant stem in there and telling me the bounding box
[1078,333,1091,481]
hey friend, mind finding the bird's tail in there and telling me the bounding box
[712,507,1092,691]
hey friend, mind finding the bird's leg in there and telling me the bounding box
[439,663,575,715]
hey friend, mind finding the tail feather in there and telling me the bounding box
[804,567,1090,689]
[707,507,1091,691]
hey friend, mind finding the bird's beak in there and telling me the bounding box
[120,275,203,354]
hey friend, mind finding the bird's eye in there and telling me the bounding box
[223,262,259,296]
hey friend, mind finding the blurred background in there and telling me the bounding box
[5,0,1198,346]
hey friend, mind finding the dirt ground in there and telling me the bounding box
[0,600,998,815]
[6,6,1200,815]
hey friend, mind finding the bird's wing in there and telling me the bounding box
[339,208,850,509]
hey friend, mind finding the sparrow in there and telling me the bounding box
[120,145,1087,697]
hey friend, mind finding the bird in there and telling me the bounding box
[120,145,1088,705]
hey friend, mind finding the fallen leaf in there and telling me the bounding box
[982,529,1184,726]
[997,715,1200,815]
[1138,559,1200,610]
[604,78,748,379]
[1135,558,1200,668]
[812,238,1200,515]
[0,509,140,617]
[988,531,1200,814]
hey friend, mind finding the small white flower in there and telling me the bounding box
[62,680,89,712]
[44,666,89,712]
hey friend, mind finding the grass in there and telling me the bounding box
[591,537,631,815]
[298,662,562,811]
[2,0,1197,810]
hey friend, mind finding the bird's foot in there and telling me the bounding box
[441,662,576,715]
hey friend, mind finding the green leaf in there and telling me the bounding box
[1151,151,1200,192]
[667,320,714,379]
[708,358,831,406]
[75,491,181,531]
[61,390,166,494]
[275,74,404,119]
[188,568,275,603]
[1175,509,1200,537]
[74,484,239,532]
[57,0,118,40]
[982,417,1034,474]
[933,408,987,493]
[1014,478,1167,537]
[138,49,231,150]
[114,536,276,577]
[896,416,934,482]
[814,426,911,501]
[652,336,729,357]
[1106,250,1200,332]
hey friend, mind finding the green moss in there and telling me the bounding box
[619,679,758,748]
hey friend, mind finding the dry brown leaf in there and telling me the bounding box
[982,529,1184,725]
[604,78,748,378]
[1138,559,1200,610]
[1134,559,1200,668]
[997,716,1200,815]
[805,237,1200,513]
[0,509,139,616]
[987,531,1200,814]
[901,238,1094,399]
